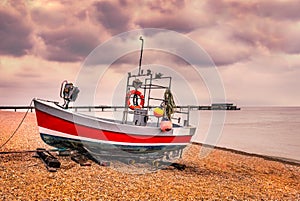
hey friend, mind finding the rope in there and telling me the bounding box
[0,148,66,155]
[164,89,176,120]
[0,100,33,150]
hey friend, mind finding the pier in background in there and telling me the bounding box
[0,103,240,112]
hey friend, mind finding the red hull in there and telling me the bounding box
[36,109,192,145]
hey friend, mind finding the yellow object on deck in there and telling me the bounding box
[153,107,164,118]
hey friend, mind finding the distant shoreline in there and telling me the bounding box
[192,142,300,166]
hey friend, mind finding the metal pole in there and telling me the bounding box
[138,36,144,75]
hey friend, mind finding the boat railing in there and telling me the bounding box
[122,104,191,127]
[121,68,194,128]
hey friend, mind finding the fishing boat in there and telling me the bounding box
[33,37,196,162]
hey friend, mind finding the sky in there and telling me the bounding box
[0,0,300,106]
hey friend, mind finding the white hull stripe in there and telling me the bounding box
[39,127,189,147]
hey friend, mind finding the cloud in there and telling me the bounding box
[38,29,100,62]
[82,29,217,69]
[188,26,253,66]
[206,0,300,21]
[205,0,300,55]
[136,1,215,33]
[219,53,300,106]
[137,16,201,33]
[230,18,300,55]
[93,1,131,35]
[30,7,67,29]
[0,8,33,57]
[145,0,185,14]
[255,0,300,21]
[282,24,300,54]
[0,55,81,105]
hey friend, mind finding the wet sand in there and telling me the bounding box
[0,111,299,200]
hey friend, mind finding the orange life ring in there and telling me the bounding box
[127,90,145,110]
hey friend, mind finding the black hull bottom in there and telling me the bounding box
[40,133,187,160]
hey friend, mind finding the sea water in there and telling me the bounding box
[192,107,300,162]
[90,107,300,162]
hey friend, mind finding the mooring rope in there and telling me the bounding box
[0,100,33,150]
[0,148,67,155]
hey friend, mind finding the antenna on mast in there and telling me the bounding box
[138,36,144,75]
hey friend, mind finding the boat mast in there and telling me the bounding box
[138,36,144,75]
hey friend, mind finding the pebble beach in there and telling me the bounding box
[0,111,299,200]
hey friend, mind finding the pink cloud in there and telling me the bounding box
[30,7,67,29]
[0,8,33,56]
[38,28,100,62]
[205,0,300,54]
[92,1,131,35]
